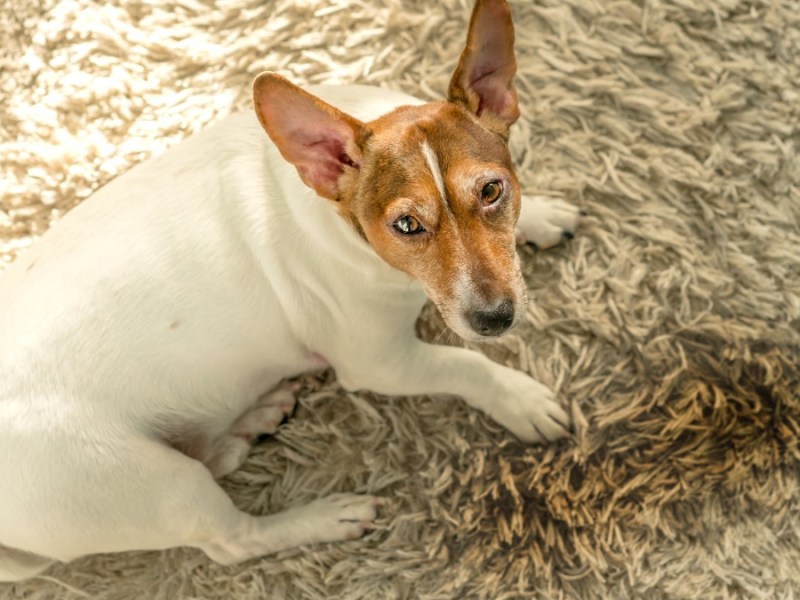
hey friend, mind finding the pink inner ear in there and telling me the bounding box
[451,0,517,125]
[471,66,513,118]
[302,136,359,169]
[294,133,359,196]
[254,74,367,198]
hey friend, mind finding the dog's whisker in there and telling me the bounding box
[434,327,453,345]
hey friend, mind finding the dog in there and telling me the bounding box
[0,0,581,581]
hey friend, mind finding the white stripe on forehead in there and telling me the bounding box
[421,140,447,203]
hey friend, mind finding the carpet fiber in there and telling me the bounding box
[1,0,799,598]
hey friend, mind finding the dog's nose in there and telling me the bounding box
[468,299,515,337]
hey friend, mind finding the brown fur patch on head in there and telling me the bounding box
[342,101,526,339]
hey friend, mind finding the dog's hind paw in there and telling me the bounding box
[294,493,384,544]
[200,493,385,564]
[206,435,251,479]
[205,382,300,478]
[515,195,584,249]
[234,382,299,444]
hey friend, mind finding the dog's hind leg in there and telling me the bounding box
[8,439,381,567]
[165,446,384,564]
[162,448,383,564]
[205,382,298,478]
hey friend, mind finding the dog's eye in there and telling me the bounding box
[480,181,503,204]
[393,215,425,235]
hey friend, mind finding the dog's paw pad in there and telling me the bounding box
[257,383,298,418]
[231,383,300,443]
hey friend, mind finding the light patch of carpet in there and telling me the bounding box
[1,0,799,598]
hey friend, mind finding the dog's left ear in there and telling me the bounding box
[448,0,519,137]
[253,72,371,201]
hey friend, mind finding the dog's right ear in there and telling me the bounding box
[253,73,371,201]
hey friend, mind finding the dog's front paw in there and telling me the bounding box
[515,195,584,249]
[490,373,572,443]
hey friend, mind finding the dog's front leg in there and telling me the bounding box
[335,337,572,443]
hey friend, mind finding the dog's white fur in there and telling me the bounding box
[0,4,581,582]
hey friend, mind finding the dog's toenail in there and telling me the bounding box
[579,210,588,216]
[255,433,271,444]
[563,231,574,239]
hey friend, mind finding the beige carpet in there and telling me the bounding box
[2,0,800,597]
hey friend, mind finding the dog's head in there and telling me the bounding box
[254,0,524,342]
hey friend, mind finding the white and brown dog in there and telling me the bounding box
[0,0,580,581]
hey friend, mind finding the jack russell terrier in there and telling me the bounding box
[0,0,581,581]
